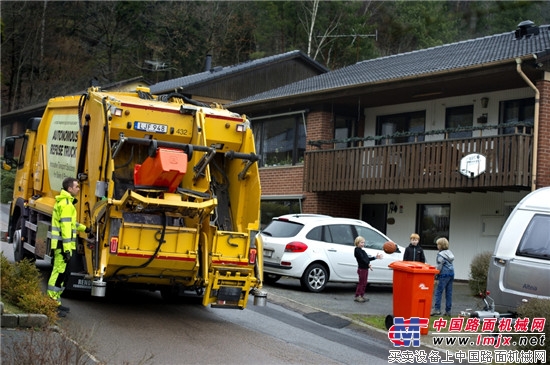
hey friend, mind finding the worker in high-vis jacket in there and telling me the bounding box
[47,177,90,316]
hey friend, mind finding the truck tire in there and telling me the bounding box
[13,217,34,262]
[300,263,328,293]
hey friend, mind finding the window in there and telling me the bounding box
[260,198,302,228]
[499,98,534,135]
[354,225,388,250]
[416,204,450,249]
[446,105,473,139]
[376,111,425,145]
[516,214,550,260]
[334,116,356,149]
[326,225,355,245]
[253,114,306,167]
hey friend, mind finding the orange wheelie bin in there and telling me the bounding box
[388,261,439,335]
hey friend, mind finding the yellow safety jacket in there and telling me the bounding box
[51,189,86,253]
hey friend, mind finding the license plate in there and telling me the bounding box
[134,121,168,133]
[263,249,273,258]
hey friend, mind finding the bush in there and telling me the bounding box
[1,167,15,204]
[468,251,492,296]
[0,253,59,323]
[515,298,550,360]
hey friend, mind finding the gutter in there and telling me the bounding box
[515,58,540,191]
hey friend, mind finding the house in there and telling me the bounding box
[227,21,550,281]
[150,50,328,104]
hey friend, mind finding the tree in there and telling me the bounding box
[2,0,550,112]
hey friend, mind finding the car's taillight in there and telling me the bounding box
[285,241,308,253]
[110,236,119,254]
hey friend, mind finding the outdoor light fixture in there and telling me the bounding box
[481,97,489,108]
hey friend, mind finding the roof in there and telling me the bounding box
[149,50,328,94]
[228,24,550,107]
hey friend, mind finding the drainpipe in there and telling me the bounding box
[516,58,540,191]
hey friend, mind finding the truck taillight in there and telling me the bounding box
[249,248,257,264]
[110,237,119,253]
[236,124,245,132]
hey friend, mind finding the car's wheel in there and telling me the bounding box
[300,263,328,293]
[264,273,281,284]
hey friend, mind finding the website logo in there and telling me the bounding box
[388,317,429,347]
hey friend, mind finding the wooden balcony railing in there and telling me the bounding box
[304,134,532,192]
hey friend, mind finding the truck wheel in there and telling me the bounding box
[13,217,34,262]
[300,263,328,293]
[264,273,281,284]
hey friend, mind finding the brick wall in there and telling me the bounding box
[259,165,304,196]
[536,78,550,188]
[302,191,361,217]
[306,110,333,151]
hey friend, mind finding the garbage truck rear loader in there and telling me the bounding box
[3,87,265,309]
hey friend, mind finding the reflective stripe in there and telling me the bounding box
[51,227,61,233]
[59,217,72,222]
[62,238,72,243]
[51,234,62,240]
[48,285,63,292]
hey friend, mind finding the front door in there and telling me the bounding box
[361,204,387,234]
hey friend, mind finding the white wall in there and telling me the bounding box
[359,87,535,280]
[360,191,529,281]
[362,87,535,145]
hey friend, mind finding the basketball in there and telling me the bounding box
[383,241,397,254]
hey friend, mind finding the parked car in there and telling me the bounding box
[487,186,550,314]
[260,214,405,292]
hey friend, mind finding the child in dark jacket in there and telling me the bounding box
[403,233,426,263]
[354,236,382,302]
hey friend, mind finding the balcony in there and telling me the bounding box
[305,131,532,193]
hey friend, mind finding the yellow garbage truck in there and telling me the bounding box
[3,87,265,309]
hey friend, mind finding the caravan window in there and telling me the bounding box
[516,214,550,260]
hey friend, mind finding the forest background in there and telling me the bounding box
[2,0,549,113]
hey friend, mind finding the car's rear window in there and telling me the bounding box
[516,214,550,260]
[262,220,304,238]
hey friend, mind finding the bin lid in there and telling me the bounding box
[388,260,439,274]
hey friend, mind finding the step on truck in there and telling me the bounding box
[3,86,266,309]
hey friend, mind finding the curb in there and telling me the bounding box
[266,291,446,352]
[0,301,49,329]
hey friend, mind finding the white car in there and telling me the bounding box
[260,214,404,292]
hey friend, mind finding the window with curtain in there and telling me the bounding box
[253,115,305,167]
[445,105,473,139]
[416,204,451,249]
[499,98,534,135]
[376,111,425,145]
